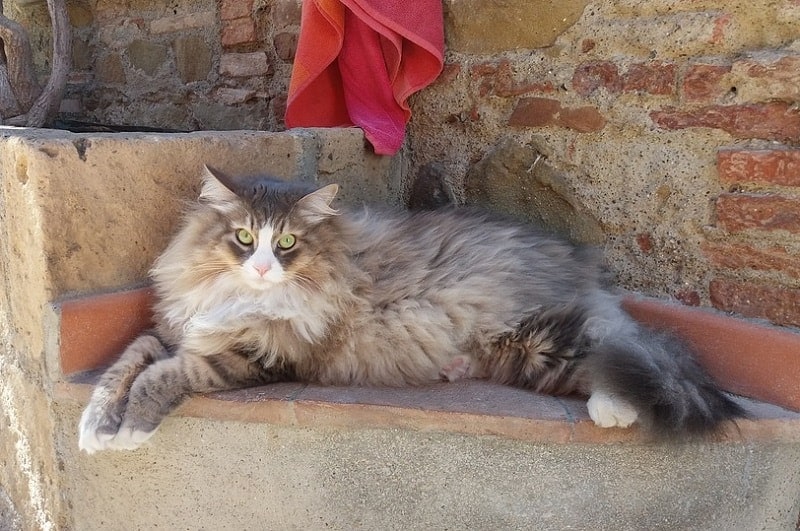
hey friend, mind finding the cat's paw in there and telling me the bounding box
[587,391,639,429]
[439,355,472,382]
[78,386,158,453]
[78,388,126,454]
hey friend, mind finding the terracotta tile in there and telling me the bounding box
[58,287,155,375]
[623,295,800,412]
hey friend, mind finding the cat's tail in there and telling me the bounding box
[579,302,747,437]
[492,298,747,437]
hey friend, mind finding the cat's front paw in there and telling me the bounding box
[78,388,158,454]
[78,387,126,454]
[587,391,638,428]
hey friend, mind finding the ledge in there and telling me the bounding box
[56,370,800,445]
[53,287,800,445]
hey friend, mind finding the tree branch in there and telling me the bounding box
[2,0,71,127]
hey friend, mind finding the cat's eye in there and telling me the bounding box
[235,228,254,246]
[276,233,296,250]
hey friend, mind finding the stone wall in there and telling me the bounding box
[411,0,800,328]
[4,0,799,327]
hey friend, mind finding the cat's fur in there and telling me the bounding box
[79,167,744,453]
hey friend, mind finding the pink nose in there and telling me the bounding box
[253,263,271,277]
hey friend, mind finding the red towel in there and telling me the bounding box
[285,0,444,155]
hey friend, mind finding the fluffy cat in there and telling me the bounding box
[79,167,744,453]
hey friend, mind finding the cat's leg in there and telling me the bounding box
[93,350,270,452]
[79,333,170,454]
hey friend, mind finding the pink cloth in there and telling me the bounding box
[285,0,444,155]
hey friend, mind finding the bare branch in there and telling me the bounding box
[1,0,71,127]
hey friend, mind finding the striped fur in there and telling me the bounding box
[79,168,744,453]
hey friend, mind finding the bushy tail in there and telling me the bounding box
[582,325,747,437]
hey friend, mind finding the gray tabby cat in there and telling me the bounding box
[79,167,744,453]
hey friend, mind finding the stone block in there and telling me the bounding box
[174,35,212,83]
[219,52,269,77]
[149,11,215,34]
[445,0,589,53]
[127,39,168,76]
[464,137,604,244]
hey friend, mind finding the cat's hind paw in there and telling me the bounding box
[587,391,638,429]
[439,355,472,382]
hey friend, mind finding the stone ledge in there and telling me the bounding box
[56,372,800,445]
[54,286,800,445]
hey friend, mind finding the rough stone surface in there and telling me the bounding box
[127,39,168,76]
[0,127,402,529]
[445,0,589,53]
[464,137,604,244]
[174,35,212,83]
[56,400,800,530]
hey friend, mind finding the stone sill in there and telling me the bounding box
[56,371,800,445]
[53,286,800,445]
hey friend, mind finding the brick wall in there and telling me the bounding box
[6,0,800,328]
[408,0,800,329]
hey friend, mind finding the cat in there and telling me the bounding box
[78,166,745,453]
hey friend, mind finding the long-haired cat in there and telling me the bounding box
[79,167,744,453]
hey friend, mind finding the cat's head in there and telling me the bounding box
[185,165,341,292]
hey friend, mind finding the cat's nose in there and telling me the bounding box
[253,263,271,277]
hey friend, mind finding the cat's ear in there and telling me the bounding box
[199,165,240,210]
[293,184,340,224]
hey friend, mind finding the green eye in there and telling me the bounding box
[276,233,296,249]
[235,228,254,246]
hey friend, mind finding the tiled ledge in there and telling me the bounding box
[54,287,800,445]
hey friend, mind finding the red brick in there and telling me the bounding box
[622,61,677,95]
[703,242,800,279]
[508,97,560,127]
[714,193,800,233]
[221,17,257,47]
[220,0,253,20]
[682,64,732,102]
[581,39,596,53]
[635,233,653,254]
[470,60,554,97]
[718,148,800,187]
[673,289,701,307]
[650,102,800,141]
[734,54,800,101]
[508,97,606,132]
[708,13,733,45]
[572,61,621,96]
[557,105,606,132]
[709,278,800,328]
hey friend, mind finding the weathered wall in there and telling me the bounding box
[0,127,401,530]
[5,0,797,327]
[409,0,800,327]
